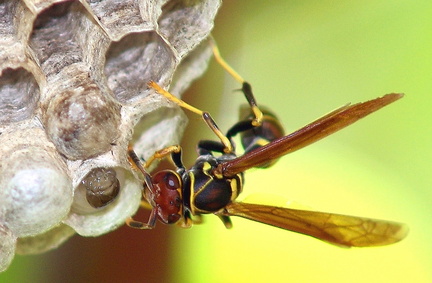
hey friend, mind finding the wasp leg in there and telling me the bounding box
[197,140,226,155]
[143,145,188,175]
[209,37,263,126]
[127,145,144,172]
[192,214,204,225]
[225,120,256,141]
[217,214,233,229]
[176,210,194,228]
[144,145,181,167]
[127,146,159,225]
[225,106,284,160]
[126,207,158,229]
[128,145,155,192]
[148,81,233,153]
[176,213,204,229]
[239,82,263,127]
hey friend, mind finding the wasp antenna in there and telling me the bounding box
[209,37,245,84]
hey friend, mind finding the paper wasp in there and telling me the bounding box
[126,40,408,247]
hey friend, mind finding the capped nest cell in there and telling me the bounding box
[0,0,221,271]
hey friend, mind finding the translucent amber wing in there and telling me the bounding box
[223,202,408,247]
[216,93,403,177]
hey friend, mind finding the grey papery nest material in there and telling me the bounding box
[0,0,221,271]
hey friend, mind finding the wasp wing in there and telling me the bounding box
[216,93,403,177]
[223,202,408,247]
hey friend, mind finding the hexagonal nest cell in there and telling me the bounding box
[0,0,221,272]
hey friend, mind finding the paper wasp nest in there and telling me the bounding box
[0,0,221,271]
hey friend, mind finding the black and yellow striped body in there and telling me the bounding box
[182,154,243,216]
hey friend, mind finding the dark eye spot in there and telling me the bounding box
[165,173,180,190]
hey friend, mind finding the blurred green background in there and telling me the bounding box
[2,1,431,282]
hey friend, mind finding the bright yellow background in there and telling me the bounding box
[174,1,432,282]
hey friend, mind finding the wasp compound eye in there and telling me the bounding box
[81,168,120,208]
[164,174,181,190]
[153,171,181,190]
